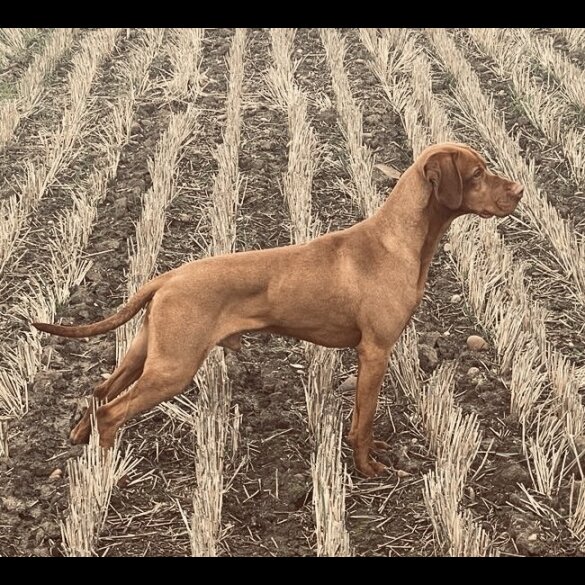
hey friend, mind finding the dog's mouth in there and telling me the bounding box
[497,203,519,216]
[480,198,521,219]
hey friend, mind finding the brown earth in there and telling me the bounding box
[0,28,584,557]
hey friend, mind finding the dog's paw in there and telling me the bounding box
[69,419,91,445]
[356,457,388,478]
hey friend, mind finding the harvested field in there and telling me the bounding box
[1,27,585,557]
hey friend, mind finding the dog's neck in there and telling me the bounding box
[370,169,456,291]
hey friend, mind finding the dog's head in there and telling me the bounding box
[419,142,524,218]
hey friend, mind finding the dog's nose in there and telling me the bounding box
[510,182,524,199]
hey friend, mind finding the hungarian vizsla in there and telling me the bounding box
[33,142,523,477]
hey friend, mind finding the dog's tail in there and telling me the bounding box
[32,273,169,338]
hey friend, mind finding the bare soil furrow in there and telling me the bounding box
[221,27,315,556]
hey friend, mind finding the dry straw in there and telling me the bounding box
[405,28,585,533]
[0,29,119,278]
[4,169,104,432]
[0,291,53,417]
[0,29,159,429]
[522,412,568,498]
[420,368,490,556]
[0,335,36,416]
[47,172,106,306]
[422,26,585,481]
[396,26,582,421]
[303,345,339,436]
[114,28,201,364]
[266,29,321,244]
[390,325,491,555]
[0,28,37,64]
[2,176,108,421]
[60,425,139,556]
[0,28,74,152]
[206,28,245,259]
[568,477,585,543]
[116,106,198,360]
[358,29,429,157]
[359,28,415,87]
[0,417,8,459]
[553,28,585,53]
[520,29,585,111]
[423,465,494,556]
[166,29,204,101]
[187,348,232,556]
[124,29,165,98]
[0,196,22,276]
[57,29,170,556]
[265,28,296,110]
[47,29,121,183]
[304,343,347,556]
[420,363,482,479]
[509,339,546,425]
[451,214,584,502]
[311,400,351,557]
[180,28,246,557]
[103,28,165,176]
[320,28,379,218]
[0,30,155,424]
[469,28,585,188]
[544,347,585,439]
[517,29,585,190]
[282,89,322,244]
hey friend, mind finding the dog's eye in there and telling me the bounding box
[472,168,483,179]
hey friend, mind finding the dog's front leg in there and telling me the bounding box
[347,341,391,478]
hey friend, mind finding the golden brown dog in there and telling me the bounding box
[33,142,523,477]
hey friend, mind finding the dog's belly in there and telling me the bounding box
[263,324,361,349]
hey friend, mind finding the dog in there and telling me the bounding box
[33,142,523,477]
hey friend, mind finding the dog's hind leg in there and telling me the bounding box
[94,304,217,447]
[95,350,211,448]
[70,317,149,445]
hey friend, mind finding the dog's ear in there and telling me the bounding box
[423,151,462,210]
